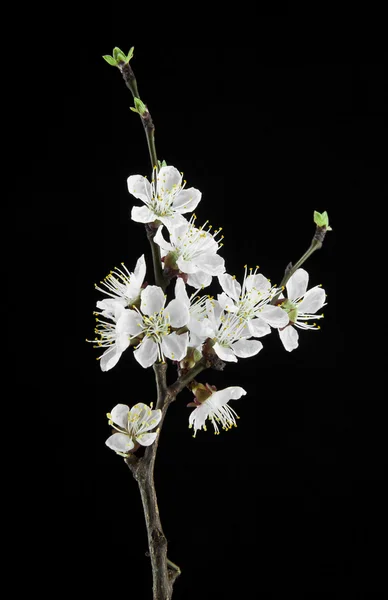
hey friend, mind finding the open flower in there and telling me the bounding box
[217,266,289,338]
[94,255,146,315]
[90,301,136,372]
[189,386,246,436]
[124,284,190,368]
[127,165,202,232]
[277,268,326,352]
[154,216,225,288]
[174,278,213,349]
[205,298,263,362]
[106,403,162,456]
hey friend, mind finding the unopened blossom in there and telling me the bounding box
[123,284,190,368]
[277,268,326,352]
[206,298,263,362]
[106,403,162,456]
[154,216,225,288]
[217,266,289,338]
[90,302,136,372]
[127,165,202,232]
[94,254,146,317]
[188,386,247,436]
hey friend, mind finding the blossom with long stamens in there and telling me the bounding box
[106,403,162,456]
[174,278,214,349]
[94,255,146,317]
[277,268,326,352]
[89,301,136,372]
[206,298,263,362]
[217,266,289,338]
[123,284,190,368]
[127,165,202,232]
[188,385,247,436]
[154,215,225,288]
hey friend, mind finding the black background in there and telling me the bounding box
[21,21,386,599]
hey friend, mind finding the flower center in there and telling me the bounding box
[142,310,171,343]
[280,299,298,323]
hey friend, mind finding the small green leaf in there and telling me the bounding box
[126,47,135,62]
[132,97,147,116]
[314,210,332,230]
[158,159,167,169]
[102,55,117,67]
[113,46,125,61]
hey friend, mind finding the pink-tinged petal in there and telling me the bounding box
[161,332,188,361]
[213,342,238,362]
[211,386,247,408]
[156,166,182,193]
[165,299,189,328]
[258,305,289,328]
[154,225,173,253]
[136,432,158,446]
[217,292,238,313]
[100,346,122,372]
[134,254,146,284]
[110,404,130,429]
[176,256,197,274]
[231,339,263,358]
[218,274,241,301]
[286,268,309,301]
[133,337,158,368]
[297,286,326,314]
[187,270,212,289]
[105,432,134,453]
[279,325,299,352]
[140,285,166,316]
[172,188,202,213]
[248,318,271,338]
[174,277,190,308]
[195,253,225,275]
[131,205,156,224]
[245,273,271,294]
[127,175,152,204]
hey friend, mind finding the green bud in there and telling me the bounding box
[130,97,148,116]
[158,159,168,169]
[113,46,126,63]
[126,47,135,62]
[102,55,117,67]
[314,210,332,231]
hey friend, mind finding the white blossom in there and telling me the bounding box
[124,284,190,368]
[106,403,162,456]
[277,268,326,352]
[127,165,202,232]
[174,278,213,349]
[154,216,225,288]
[189,386,246,436]
[217,266,289,339]
[90,302,136,372]
[94,255,146,315]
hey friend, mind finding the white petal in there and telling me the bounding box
[174,277,190,308]
[176,256,197,274]
[213,342,238,362]
[158,213,187,233]
[248,318,271,338]
[140,285,166,315]
[116,332,130,353]
[172,188,202,213]
[134,254,146,284]
[131,205,156,224]
[217,292,238,313]
[245,273,271,294]
[170,221,190,245]
[297,286,326,314]
[157,165,182,193]
[116,309,143,336]
[105,432,134,453]
[139,409,162,433]
[286,268,309,301]
[161,332,188,361]
[96,298,126,318]
[231,339,263,358]
[258,305,290,328]
[187,271,212,289]
[127,174,152,204]
[136,432,158,446]
[211,386,247,408]
[129,402,151,424]
[188,316,213,339]
[218,274,241,301]
[206,299,223,331]
[189,403,209,432]
[165,299,189,328]
[100,346,122,372]
[133,337,159,368]
[279,325,299,352]
[110,404,130,429]
[195,253,225,275]
[154,225,173,252]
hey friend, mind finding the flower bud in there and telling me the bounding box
[314,210,332,231]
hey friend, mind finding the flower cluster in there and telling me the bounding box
[90,163,328,450]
